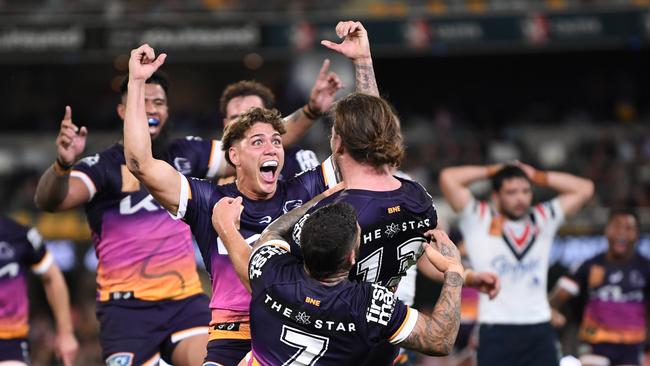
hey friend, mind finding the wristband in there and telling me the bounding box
[302,103,322,120]
[532,170,549,187]
[53,158,72,176]
[486,164,501,177]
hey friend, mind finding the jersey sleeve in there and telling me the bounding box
[22,227,53,275]
[290,156,340,198]
[534,198,565,233]
[248,240,293,292]
[363,283,419,345]
[458,197,489,234]
[168,137,227,179]
[70,153,105,201]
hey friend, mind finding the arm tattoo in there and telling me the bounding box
[355,64,379,96]
[439,244,453,258]
[283,109,301,126]
[399,271,462,356]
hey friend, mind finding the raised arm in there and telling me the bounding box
[398,230,463,356]
[40,262,78,366]
[439,165,499,213]
[282,59,343,146]
[34,106,90,211]
[211,183,344,291]
[321,21,378,96]
[123,44,181,215]
[518,162,594,218]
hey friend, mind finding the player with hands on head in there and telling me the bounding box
[439,161,594,366]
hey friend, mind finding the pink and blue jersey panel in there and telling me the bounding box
[70,138,219,302]
[0,217,52,339]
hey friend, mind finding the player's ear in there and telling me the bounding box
[229,146,240,167]
[117,103,126,120]
[348,249,356,266]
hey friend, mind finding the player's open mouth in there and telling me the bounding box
[259,160,279,183]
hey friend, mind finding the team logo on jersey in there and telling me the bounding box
[501,214,539,261]
[295,311,312,325]
[80,154,100,167]
[630,270,646,288]
[387,205,401,214]
[105,352,133,366]
[283,200,303,214]
[0,242,14,259]
[173,157,192,175]
[385,223,401,238]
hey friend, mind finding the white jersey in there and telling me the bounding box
[459,198,564,324]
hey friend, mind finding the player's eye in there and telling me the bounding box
[272,138,282,145]
[252,139,263,146]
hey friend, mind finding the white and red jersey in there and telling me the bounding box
[459,198,564,324]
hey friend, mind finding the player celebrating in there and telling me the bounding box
[34,73,215,366]
[212,191,464,365]
[0,216,78,366]
[122,44,341,366]
[439,162,594,366]
[219,62,342,180]
[550,209,649,366]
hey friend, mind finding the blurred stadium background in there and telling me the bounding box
[1,0,649,364]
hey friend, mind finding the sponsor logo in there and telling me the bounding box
[109,291,134,301]
[214,322,240,331]
[173,157,192,175]
[0,242,14,259]
[80,154,100,167]
[106,352,133,366]
[249,245,285,279]
[366,284,396,326]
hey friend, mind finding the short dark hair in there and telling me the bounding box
[608,207,639,226]
[219,80,276,117]
[300,202,359,281]
[221,107,286,166]
[332,93,404,169]
[119,71,170,98]
[491,165,531,192]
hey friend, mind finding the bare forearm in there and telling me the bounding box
[282,108,314,147]
[42,269,74,334]
[124,81,154,176]
[354,62,379,96]
[401,271,462,355]
[35,167,70,211]
[439,165,490,212]
[547,171,593,196]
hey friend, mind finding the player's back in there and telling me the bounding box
[292,176,437,290]
[248,244,415,366]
